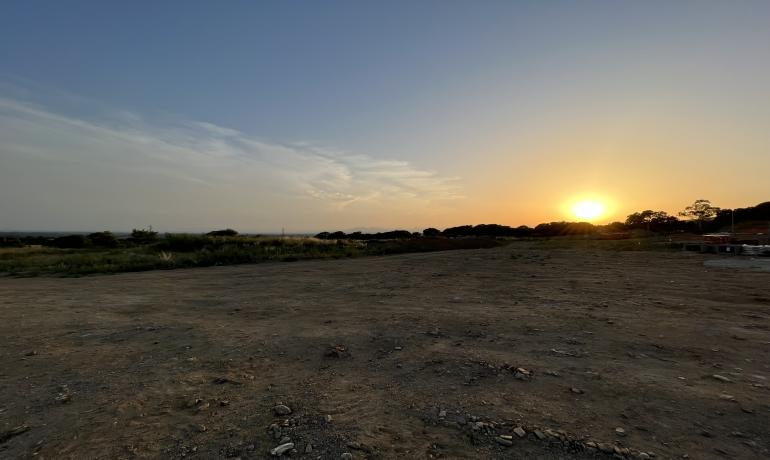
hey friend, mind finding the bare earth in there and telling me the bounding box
[1,244,769,459]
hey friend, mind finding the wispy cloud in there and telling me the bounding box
[0,96,461,231]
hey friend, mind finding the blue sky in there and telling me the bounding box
[2,1,769,232]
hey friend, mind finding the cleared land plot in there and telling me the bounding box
[1,243,768,459]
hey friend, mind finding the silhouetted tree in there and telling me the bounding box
[679,199,720,232]
[422,227,441,237]
[207,229,238,237]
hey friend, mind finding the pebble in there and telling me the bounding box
[273,404,292,416]
[270,442,294,456]
[341,453,353,460]
[279,436,291,444]
[513,426,526,438]
[304,443,313,454]
[718,394,735,401]
[534,430,545,440]
[615,427,626,437]
[570,387,584,394]
[438,410,447,418]
[712,374,731,383]
[639,453,651,459]
[325,414,333,423]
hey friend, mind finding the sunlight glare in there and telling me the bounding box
[572,200,606,220]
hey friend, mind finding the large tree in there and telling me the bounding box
[679,199,720,231]
[625,210,671,231]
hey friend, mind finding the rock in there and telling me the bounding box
[0,425,30,444]
[325,414,333,423]
[456,415,467,425]
[273,404,292,416]
[394,346,403,350]
[270,442,294,456]
[639,453,651,459]
[269,423,282,439]
[534,430,545,440]
[304,443,312,453]
[545,370,561,377]
[341,453,353,460]
[718,394,735,401]
[598,443,614,453]
[496,437,513,446]
[279,436,291,444]
[438,410,447,418]
[712,374,731,383]
[570,387,584,394]
[514,368,532,380]
[513,426,526,438]
[325,345,350,358]
[615,427,626,437]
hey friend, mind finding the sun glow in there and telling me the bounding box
[571,200,606,221]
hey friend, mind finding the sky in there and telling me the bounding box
[1,1,769,233]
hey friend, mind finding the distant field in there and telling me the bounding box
[0,235,502,277]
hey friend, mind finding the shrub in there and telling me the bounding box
[48,234,89,248]
[131,227,158,244]
[207,229,238,237]
[87,231,119,248]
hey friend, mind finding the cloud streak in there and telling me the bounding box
[0,96,461,231]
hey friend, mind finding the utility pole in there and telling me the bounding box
[731,209,735,235]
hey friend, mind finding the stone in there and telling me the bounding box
[513,426,526,438]
[534,430,545,440]
[325,414,333,423]
[341,453,353,460]
[495,437,513,446]
[598,443,614,453]
[570,387,584,394]
[615,427,626,437]
[438,410,447,418]
[273,404,292,416]
[279,436,291,444]
[304,443,312,454]
[639,453,651,459]
[712,374,731,383]
[270,442,294,456]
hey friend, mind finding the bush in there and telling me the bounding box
[131,227,158,244]
[48,234,89,248]
[156,234,215,252]
[88,231,119,248]
[207,229,238,237]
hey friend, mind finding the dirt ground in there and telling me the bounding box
[1,243,769,459]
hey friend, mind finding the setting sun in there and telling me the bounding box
[572,200,606,221]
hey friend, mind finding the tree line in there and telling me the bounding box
[314,200,769,240]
